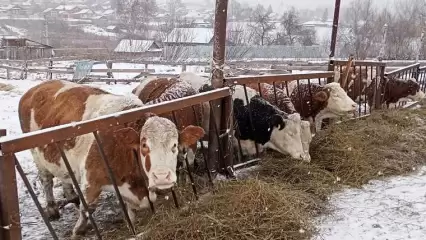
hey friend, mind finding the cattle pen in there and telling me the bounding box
[3,0,426,239]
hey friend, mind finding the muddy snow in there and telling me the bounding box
[1,79,426,239]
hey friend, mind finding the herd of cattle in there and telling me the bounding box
[16,69,426,237]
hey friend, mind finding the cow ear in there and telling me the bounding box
[313,91,328,102]
[179,125,205,148]
[270,114,285,130]
[114,127,140,149]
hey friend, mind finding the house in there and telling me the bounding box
[0,37,53,60]
[73,9,94,19]
[0,5,27,17]
[113,39,162,58]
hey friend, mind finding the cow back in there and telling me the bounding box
[246,83,297,114]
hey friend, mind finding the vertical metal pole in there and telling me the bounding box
[327,0,341,84]
[329,0,341,60]
[0,130,22,240]
[208,0,229,176]
[92,132,136,236]
[14,155,59,240]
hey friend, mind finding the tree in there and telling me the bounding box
[280,7,302,45]
[249,4,275,45]
[298,29,317,46]
[322,8,329,22]
[117,0,158,36]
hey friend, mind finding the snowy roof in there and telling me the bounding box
[102,9,114,15]
[55,5,85,11]
[165,28,214,44]
[106,25,117,30]
[74,9,93,15]
[114,39,160,53]
[43,8,53,13]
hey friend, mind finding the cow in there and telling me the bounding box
[132,78,208,177]
[19,80,204,237]
[338,66,370,102]
[178,71,210,93]
[366,77,425,108]
[232,86,310,162]
[244,82,297,114]
[290,82,358,132]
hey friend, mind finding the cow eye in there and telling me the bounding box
[142,143,147,148]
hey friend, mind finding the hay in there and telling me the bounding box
[140,179,316,240]
[0,83,14,92]
[102,106,426,240]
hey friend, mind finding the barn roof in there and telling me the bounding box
[114,39,160,53]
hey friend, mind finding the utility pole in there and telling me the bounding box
[43,17,49,45]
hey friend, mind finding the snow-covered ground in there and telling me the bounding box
[314,167,426,240]
[0,78,425,239]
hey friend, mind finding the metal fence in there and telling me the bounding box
[0,88,232,240]
[333,60,387,113]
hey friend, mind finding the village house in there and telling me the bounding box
[113,39,162,58]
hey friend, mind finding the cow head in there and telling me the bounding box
[115,114,205,192]
[318,82,357,116]
[264,112,309,162]
[403,79,425,102]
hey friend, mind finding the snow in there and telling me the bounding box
[314,167,426,240]
[81,25,117,37]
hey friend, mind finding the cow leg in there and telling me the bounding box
[72,185,100,238]
[38,168,60,220]
[125,203,136,231]
[62,183,80,207]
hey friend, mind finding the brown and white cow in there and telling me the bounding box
[19,80,204,237]
[339,66,370,102]
[366,77,425,108]
[132,78,207,171]
[290,82,358,132]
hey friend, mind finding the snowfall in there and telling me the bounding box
[0,67,426,239]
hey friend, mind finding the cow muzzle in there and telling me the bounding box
[149,168,177,191]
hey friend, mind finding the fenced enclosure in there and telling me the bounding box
[0,60,425,239]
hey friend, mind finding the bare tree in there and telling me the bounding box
[117,0,158,37]
[279,7,302,46]
[249,4,275,46]
[341,0,378,59]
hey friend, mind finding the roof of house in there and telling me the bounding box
[43,8,53,13]
[114,39,160,53]
[74,9,93,15]
[165,28,214,44]
[102,9,114,15]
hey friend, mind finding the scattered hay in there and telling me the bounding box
[0,82,14,92]
[309,107,426,187]
[140,179,316,240]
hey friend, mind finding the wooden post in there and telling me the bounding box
[208,0,229,176]
[0,130,22,240]
[48,58,53,80]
